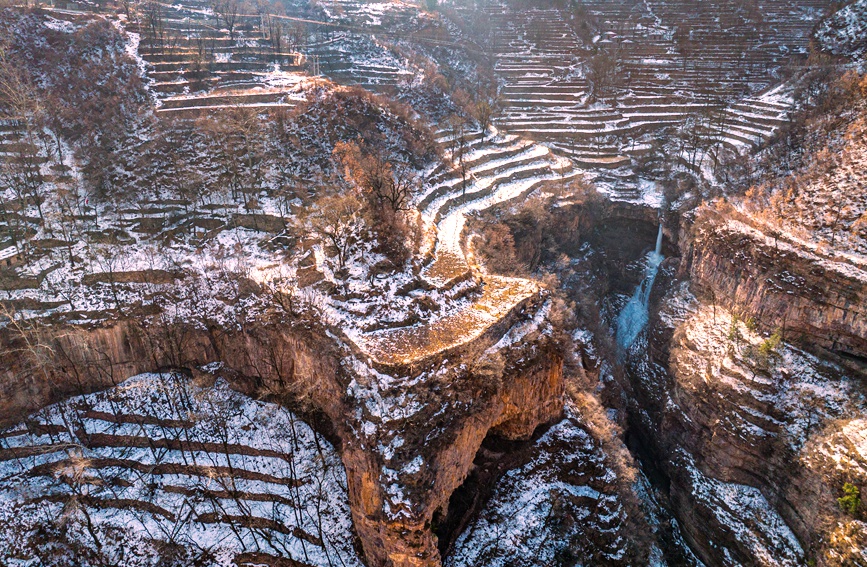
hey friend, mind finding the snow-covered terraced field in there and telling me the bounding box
[419,128,575,285]
[317,0,419,29]
[347,126,577,366]
[466,0,829,196]
[129,1,311,118]
[291,0,424,92]
[361,274,539,366]
[716,89,793,150]
[0,373,361,567]
[132,0,423,107]
[302,33,418,91]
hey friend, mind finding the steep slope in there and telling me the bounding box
[638,285,867,565]
[0,12,585,566]
[619,75,867,566]
[0,372,361,567]
[4,2,867,567]
[0,8,581,567]
[816,0,867,59]
[446,406,637,567]
[685,84,867,365]
[684,202,867,364]
[134,0,310,118]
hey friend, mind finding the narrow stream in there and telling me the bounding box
[616,223,664,350]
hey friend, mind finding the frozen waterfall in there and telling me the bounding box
[616,223,664,350]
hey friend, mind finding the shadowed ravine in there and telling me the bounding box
[1,0,867,565]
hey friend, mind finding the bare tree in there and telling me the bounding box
[381,163,419,212]
[673,25,691,70]
[142,1,167,53]
[472,96,497,139]
[212,0,242,42]
[286,22,307,52]
[0,132,46,222]
[0,47,48,222]
[301,193,365,273]
[86,243,125,313]
[445,115,471,194]
[585,48,618,102]
[827,199,852,247]
[49,186,84,268]
[201,107,267,207]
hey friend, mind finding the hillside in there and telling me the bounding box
[738,75,867,260]
[0,372,362,567]
[1,0,866,566]
[816,0,867,59]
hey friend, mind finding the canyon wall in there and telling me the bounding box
[0,295,565,567]
[8,193,862,567]
[634,277,866,566]
[620,204,867,566]
[514,196,866,566]
[681,205,867,364]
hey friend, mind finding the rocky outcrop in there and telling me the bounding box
[0,291,565,567]
[648,287,867,565]
[527,195,867,566]
[446,405,644,567]
[816,0,867,59]
[681,204,867,366]
[341,345,563,567]
[615,201,867,566]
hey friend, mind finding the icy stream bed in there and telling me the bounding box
[616,223,664,350]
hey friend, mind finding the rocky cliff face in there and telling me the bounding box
[334,308,565,567]
[649,285,865,565]
[494,193,867,566]
[681,204,867,366]
[615,203,867,567]
[4,171,865,567]
[0,291,567,567]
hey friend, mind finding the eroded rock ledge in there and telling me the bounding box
[619,202,867,566]
[681,204,867,365]
[0,288,564,567]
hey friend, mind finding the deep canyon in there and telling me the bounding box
[1,0,866,565]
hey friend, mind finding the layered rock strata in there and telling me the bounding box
[681,205,867,364]
[0,287,564,567]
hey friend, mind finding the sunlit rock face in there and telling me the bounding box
[2,0,866,563]
[631,279,867,566]
[0,291,568,567]
[682,205,867,364]
[339,301,567,567]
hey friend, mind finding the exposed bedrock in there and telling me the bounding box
[0,292,565,567]
[341,345,564,567]
[503,196,864,565]
[627,276,866,566]
[681,205,867,366]
[617,205,867,566]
